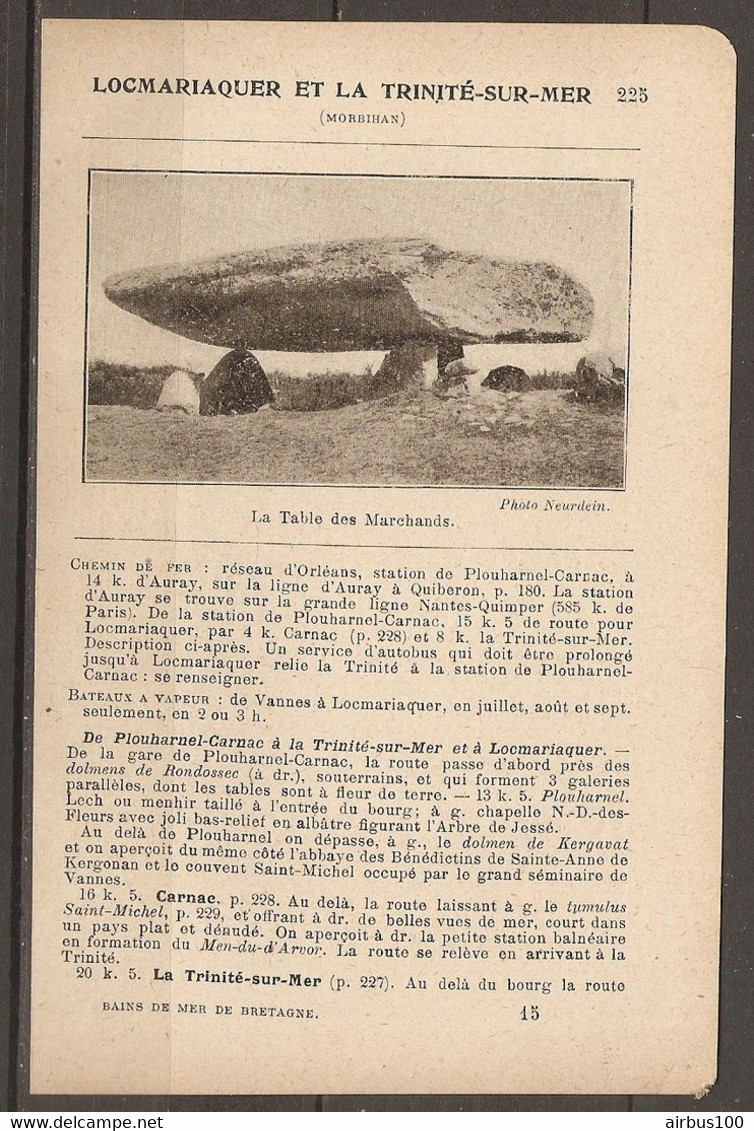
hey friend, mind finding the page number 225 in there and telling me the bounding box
[618,86,649,102]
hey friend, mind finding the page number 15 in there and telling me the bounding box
[618,87,649,102]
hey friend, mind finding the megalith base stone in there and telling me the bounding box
[199,350,273,416]
[373,342,438,394]
[437,339,465,374]
[157,370,201,414]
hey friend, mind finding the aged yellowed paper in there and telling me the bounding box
[29,20,734,1094]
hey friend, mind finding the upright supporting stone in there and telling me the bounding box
[199,349,273,416]
[419,343,439,390]
[157,370,201,414]
[437,339,465,374]
[372,341,439,396]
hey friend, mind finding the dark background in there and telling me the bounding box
[2,0,751,1113]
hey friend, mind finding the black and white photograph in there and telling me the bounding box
[85,171,632,488]
[8,10,748,1111]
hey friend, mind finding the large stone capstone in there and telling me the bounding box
[104,238,594,352]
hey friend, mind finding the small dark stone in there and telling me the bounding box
[199,350,273,416]
[483,365,531,392]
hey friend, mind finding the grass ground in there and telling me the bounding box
[85,387,625,488]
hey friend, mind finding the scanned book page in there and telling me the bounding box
[28,21,734,1095]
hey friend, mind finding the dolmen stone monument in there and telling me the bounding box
[104,238,594,415]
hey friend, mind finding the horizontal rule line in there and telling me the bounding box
[81,136,641,152]
[74,537,634,552]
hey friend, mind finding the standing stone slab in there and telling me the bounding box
[361,342,438,399]
[199,350,273,416]
[157,370,201,414]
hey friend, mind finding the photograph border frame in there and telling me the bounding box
[82,167,634,492]
[4,1,752,1113]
